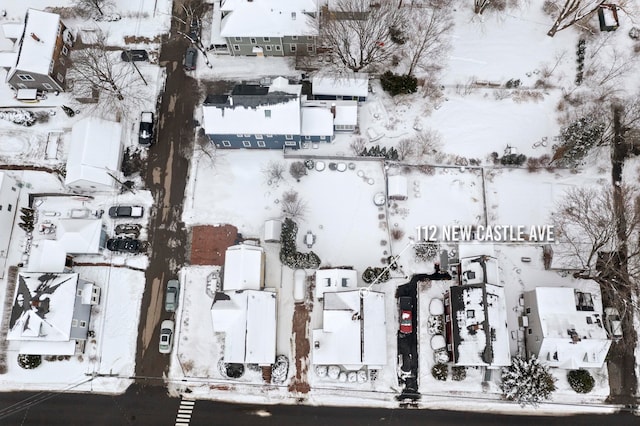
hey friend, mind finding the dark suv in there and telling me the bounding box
[183,47,197,71]
[106,238,141,253]
[121,49,148,62]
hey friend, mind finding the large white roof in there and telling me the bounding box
[220,0,318,37]
[211,290,276,365]
[301,99,358,126]
[203,98,301,136]
[223,244,264,290]
[26,240,66,273]
[387,175,408,199]
[312,290,386,368]
[312,73,369,98]
[65,117,123,189]
[14,9,60,75]
[314,268,357,299]
[301,107,333,136]
[57,219,103,254]
[8,272,79,342]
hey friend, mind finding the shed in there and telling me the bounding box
[387,175,408,200]
[312,73,369,102]
[223,244,265,290]
[263,219,282,243]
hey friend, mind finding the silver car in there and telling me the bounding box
[165,279,180,313]
[159,320,174,354]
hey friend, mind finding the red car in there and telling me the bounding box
[399,296,413,334]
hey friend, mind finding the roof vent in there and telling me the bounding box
[30,33,42,43]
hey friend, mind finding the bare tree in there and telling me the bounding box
[474,0,493,14]
[282,190,308,221]
[69,31,147,118]
[414,129,442,158]
[71,0,115,17]
[263,161,286,186]
[321,0,407,72]
[546,0,605,37]
[396,138,416,160]
[551,185,640,313]
[404,6,452,76]
[349,136,367,155]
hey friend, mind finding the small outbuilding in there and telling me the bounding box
[387,175,408,201]
[263,219,282,243]
[223,244,265,291]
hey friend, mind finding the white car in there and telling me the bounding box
[604,307,623,342]
[159,320,175,354]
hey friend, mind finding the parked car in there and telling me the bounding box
[183,46,197,71]
[106,237,141,253]
[604,307,623,341]
[399,296,413,335]
[121,49,148,62]
[165,279,180,313]
[159,320,175,354]
[108,205,144,218]
[139,112,154,146]
[115,223,141,237]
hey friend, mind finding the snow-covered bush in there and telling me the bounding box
[452,366,467,381]
[360,145,400,161]
[500,356,556,406]
[500,153,527,166]
[0,109,35,126]
[362,266,390,284]
[289,161,307,181]
[272,355,289,384]
[431,363,448,381]
[315,365,328,378]
[553,114,605,166]
[415,242,438,261]
[17,354,42,370]
[279,218,321,269]
[567,369,595,394]
[328,365,341,380]
[380,71,418,96]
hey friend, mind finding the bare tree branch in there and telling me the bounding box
[547,0,605,37]
[404,6,452,76]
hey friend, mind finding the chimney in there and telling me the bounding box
[30,33,41,42]
[330,103,336,118]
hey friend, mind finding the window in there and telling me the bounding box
[291,36,298,41]
[525,307,531,314]
[255,134,263,139]
[242,140,251,147]
[77,289,83,296]
[233,45,240,51]
[445,314,450,322]
[290,45,297,52]
[49,61,54,74]
[80,321,87,328]
[263,37,270,42]
[264,110,271,118]
[527,328,533,335]
[307,36,313,40]
[304,135,311,140]
[243,134,251,137]
[266,134,273,138]
[466,310,475,319]
[59,57,65,66]
[236,134,243,137]
[222,140,231,147]
[250,38,257,44]
[257,140,266,147]
[0,206,3,211]
[285,135,293,140]
[43,83,53,90]
[265,45,272,51]
[291,12,296,20]
[62,45,68,55]
[18,74,34,81]
[275,45,281,51]
[7,205,11,212]
[320,136,326,140]
[72,319,78,327]
[285,140,297,146]
[307,45,314,53]
[234,37,242,42]
[56,72,64,83]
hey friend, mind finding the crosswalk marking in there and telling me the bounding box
[175,397,196,426]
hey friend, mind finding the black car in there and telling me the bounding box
[183,47,197,71]
[108,205,144,218]
[121,49,148,62]
[115,224,141,237]
[106,238,141,253]
[139,112,154,146]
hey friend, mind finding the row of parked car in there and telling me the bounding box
[107,205,145,253]
[159,279,180,354]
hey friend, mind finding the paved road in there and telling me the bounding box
[0,386,638,426]
[134,0,196,380]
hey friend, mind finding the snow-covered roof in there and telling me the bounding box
[8,272,79,342]
[301,99,359,126]
[65,117,123,189]
[312,290,386,369]
[211,290,276,365]
[459,254,499,286]
[0,51,17,69]
[387,175,408,199]
[301,106,333,136]
[269,76,302,96]
[19,340,76,356]
[13,9,60,75]
[219,0,318,38]
[446,283,510,367]
[223,244,264,290]
[26,240,66,273]
[57,219,103,254]
[314,268,357,299]
[312,73,369,98]
[526,286,611,369]
[2,23,24,40]
[202,96,301,136]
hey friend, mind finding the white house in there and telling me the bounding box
[65,117,123,193]
[211,289,276,366]
[312,290,386,369]
[312,72,369,102]
[57,219,105,255]
[223,244,265,290]
[315,268,357,299]
[443,283,510,367]
[0,172,19,268]
[523,286,612,369]
[8,272,96,355]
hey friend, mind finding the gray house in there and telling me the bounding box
[6,9,73,92]
[216,0,318,56]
